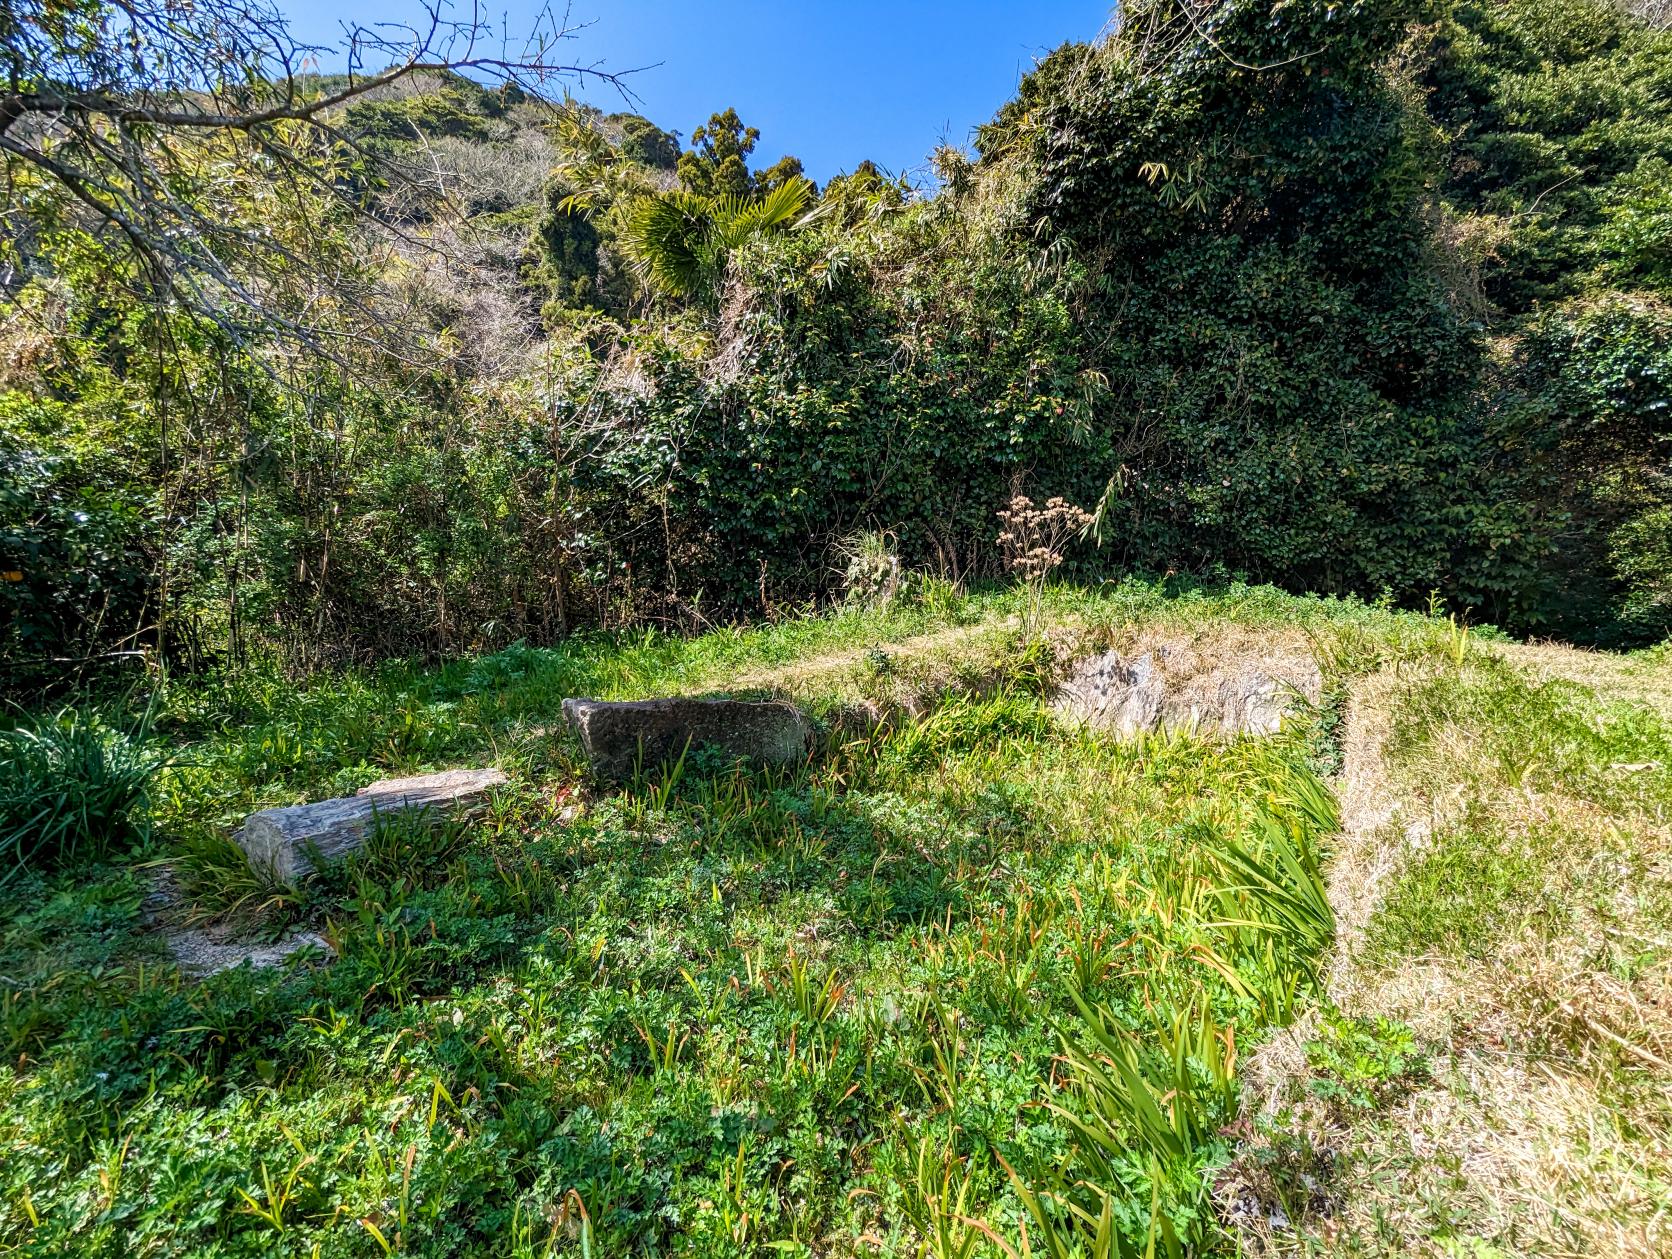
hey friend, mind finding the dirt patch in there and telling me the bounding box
[163,927,333,978]
[143,866,333,979]
[1325,666,1430,972]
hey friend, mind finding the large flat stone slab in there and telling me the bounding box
[562,697,813,782]
[237,767,507,881]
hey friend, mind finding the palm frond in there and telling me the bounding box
[738,176,816,233]
[622,191,718,297]
[625,178,817,300]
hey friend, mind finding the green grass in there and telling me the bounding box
[1368,659,1672,965]
[0,580,1489,1256]
[0,705,165,883]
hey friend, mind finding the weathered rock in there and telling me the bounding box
[167,927,333,978]
[562,696,813,782]
[1054,642,1320,738]
[1055,650,1167,737]
[237,767,507,881]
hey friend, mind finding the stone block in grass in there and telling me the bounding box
[1055,642,1320,737]
[562,696,813,782]
[237,767,507,881]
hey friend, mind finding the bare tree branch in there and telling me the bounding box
[0,0,636,342]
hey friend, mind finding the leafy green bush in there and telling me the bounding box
[1494,296,1672,641]
[5,0,1671,688]
[1422,0,1672,314]
[0,406,154,685]
[0,707,164,880]
[1305,1010,1428,1111]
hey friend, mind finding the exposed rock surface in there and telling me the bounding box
[237,767,507,881]
[1057,650,1168,736]
[167,928,333,978]
[1054,638,1321,738]
[143,867,334,978]
[562,696,813,781]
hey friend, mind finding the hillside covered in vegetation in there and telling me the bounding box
[4,0,1671,689]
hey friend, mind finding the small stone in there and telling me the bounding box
[237,767,507,881]
[562,697,813,782]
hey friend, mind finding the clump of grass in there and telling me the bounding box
[1016,769,1338,1255]
[0,706,165,882]
[171,828,307,925]
[838,529,905,608]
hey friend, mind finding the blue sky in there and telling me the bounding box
[275,1,1115,183]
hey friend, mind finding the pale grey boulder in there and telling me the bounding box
[237,767,507,881]
[1053,650,1168,737]
[1054,644,1320,738]
[562,697,813,782]
[1211,672,1295,737]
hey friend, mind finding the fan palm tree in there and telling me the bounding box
[622,177,816,303]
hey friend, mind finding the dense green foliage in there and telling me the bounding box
[2,0,1669,688]
[9,5,1671,1250]
[1422,0,1672,312]
[1004,0,1487,602]
[1415,0,1672,639]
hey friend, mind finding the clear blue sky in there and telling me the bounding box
[275,1,1115,183]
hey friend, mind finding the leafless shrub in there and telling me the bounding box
[996,493,1092,632]
[1620,0,1671,29]
[0,0,631,343]
[427,129,556,216]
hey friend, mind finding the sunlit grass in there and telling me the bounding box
[0,579,1531,1255]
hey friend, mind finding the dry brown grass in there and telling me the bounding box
[1499,640,1672,720]
[1324,665,1425,967]
[1236,636,1672,1258]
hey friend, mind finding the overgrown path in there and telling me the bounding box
[716,617,1020,699]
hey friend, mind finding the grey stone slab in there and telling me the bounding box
[562,697,812,782]
[1055,646,1319,738]
[237,767,507,881]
